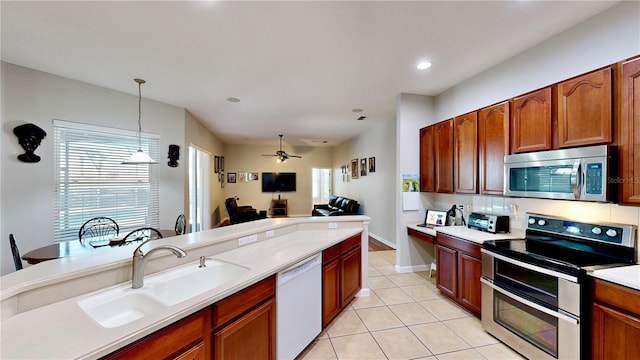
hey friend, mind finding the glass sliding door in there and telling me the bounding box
[188,146,211,233]
[312,168,331,204]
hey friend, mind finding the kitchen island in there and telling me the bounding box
[1,216,370,359]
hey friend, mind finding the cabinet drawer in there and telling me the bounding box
[593,278,640,316]
[323,244,340,264]
[213,276,275,329]
[436,234,481,258]
[339,234,360,253]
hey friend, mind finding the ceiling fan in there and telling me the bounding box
[262,134,302,163]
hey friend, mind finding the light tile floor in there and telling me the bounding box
[298,250,525,360]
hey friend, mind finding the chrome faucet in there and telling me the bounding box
[131,239,187,289]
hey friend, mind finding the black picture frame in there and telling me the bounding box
[351,158,358,179]
[214,156,220,173]
[227,172,236,183]
[369,157,376,173]
[220,156,225,172]
[360,158,367,176]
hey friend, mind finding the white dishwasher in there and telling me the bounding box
[276,253,322,360]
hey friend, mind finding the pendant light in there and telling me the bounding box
[122,78,157,164]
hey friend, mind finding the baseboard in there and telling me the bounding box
[369,233,396,249]
[395,264,430,273]
[356,288,370,297]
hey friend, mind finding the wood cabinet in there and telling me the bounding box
[478,102,510,195]
[434,119,454,193]
[556,67,612,148]
[322,234,362,327]
[212,276,276,360]
[103,309,209,360]
[592,278,640,359]
[511,87,553,153]
[419,126,436,192]
[270,199,288,217]
[435,233,482,316]
[619,57,640,204]
[454,112,478,193]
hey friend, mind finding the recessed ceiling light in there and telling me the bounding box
[352,108,363,113]
[227,97,240,103]
[417,61,432,70]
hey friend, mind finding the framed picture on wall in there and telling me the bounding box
[351,158,358,179]
[220,172,225,188]
[220,156,225,172]
[369,157,376,173]
[227,172,236,183]
[214,156,220,173]
[360,158,367,176]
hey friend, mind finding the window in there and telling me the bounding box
[53,120,160,242]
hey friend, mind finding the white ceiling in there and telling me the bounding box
[1,1,619,147]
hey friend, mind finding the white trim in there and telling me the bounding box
[369,233,396,249]
[356,288,370,297]
[395,264,430,273]
[52,119,160,139]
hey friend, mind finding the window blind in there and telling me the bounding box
[53,122,160,242]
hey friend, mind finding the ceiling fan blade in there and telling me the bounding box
[262,154,278,157]
[288,155,303,158]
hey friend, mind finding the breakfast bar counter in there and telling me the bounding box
[1,216,370,359]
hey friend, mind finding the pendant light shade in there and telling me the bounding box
[122,78,157,164]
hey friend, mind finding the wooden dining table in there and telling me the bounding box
[21,229,179,265]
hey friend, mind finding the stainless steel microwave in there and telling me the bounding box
[504,145,615,202]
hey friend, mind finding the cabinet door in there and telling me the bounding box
[322,259,341,327]
[340,245,362,307]
[457,252,482,316]
[420,126,435,192]
[175,342,207,360]
[214,300,275,360]
[436,244,457,299]
[454,112,478,193]
[479,102,509,195]
[511,87,552,153]
[592,303,640,360]
[434,119,454,193]
[619,57,640,204]
[556,67,612,148]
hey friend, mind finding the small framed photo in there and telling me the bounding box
[360,158,367,176]
[368,157,376,173]
[249,172,259,181]
[220,156,225,172]
[214,156,220,173]
[227,172,236,183]
[220,172,225,187]
[238,172,247,182]
[351,158,358,179]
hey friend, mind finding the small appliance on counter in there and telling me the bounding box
[467,212,510,233]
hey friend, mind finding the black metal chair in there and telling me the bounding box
[175,214,186,235]
[121,227,163,245]
[10,234,23,271]
[78,217,119,246]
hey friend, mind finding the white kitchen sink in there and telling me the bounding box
[78,258,250,328]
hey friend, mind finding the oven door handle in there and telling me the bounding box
[481,249,579,283]
[481,278,579,325]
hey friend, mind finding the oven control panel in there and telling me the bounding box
[526,213,636,247]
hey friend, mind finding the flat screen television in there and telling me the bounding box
[262,172,296,192]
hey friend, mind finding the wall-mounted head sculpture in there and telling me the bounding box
[168,144,180,167]
[13,123,47,163]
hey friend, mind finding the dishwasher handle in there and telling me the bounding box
[278,253,321,286]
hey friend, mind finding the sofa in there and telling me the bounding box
[225,197,266,224]
[312,196,360,216]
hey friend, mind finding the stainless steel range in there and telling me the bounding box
[481,213,637,360]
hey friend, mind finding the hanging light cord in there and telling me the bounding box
[135,78,146,150]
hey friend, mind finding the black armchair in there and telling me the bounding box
[225,197,262,224]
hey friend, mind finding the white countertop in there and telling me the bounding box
[1,216,369,359]
[407,222,525,244]
[590,265,640,291]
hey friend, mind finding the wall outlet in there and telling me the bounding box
[238,234,258,246]
[265,230,274,238]
[506,204,517,215]
[328,222,338,229]
[466,204,472,213]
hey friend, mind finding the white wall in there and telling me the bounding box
[222,143,333,216]
[434,1,640,122]
[333,118,396,245]
[395,93,437,272]
[1,63,186,275]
